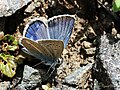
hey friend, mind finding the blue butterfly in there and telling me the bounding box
[19,15,75,66]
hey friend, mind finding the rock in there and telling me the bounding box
[62,49,69,55]
[0,0,31,17]
[94,33,120,90]
[85,47,96,55]
[25,2,35,13]
[93,79,100,90]
[87,57,94,63]
[15,65,41,90]
[0,31,4,39]
[25,0,46,13]
[64,63,93,85]
[48,0,56,7]
[116,34,120,39]
[82,41,92,49]
[85,26,97,40]
[0,81,10,90]
[112,28,117,36]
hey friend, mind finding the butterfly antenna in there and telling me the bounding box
[32,61,44,67]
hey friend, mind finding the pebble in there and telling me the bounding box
[0,31,4,39]
[85,47,96,55]
[86,26,96,40]
[116,34,120,39]
[82,41,92,49]
[112,28,117,36]
[25,2,35,13]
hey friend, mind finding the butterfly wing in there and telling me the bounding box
[20,15,75,65]
[23,18,49,41]
[20,38,56,65]
[48,15,75,48]
[38,40,64,60]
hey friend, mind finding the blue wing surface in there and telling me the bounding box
[63,18,75,47]
[48,20,55,39]
[48,18,60,39]
[23,19,49,41]
[48,15,75,48]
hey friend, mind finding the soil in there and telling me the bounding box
[0,0,120,90]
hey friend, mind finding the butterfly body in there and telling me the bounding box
[20,15,75,65]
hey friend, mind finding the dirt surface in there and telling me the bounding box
[0,0,120,90]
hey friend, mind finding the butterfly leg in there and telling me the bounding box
[46,58,63,75]
[48,65,56,78]
[44,62,57,81]
[46,62,56,75]
[46,58,63,79]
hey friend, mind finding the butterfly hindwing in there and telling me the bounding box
[38,40,64,60]
[63,17,75,46]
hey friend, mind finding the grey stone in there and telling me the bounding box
[95,32,120,90]
[25,2,35,13]
[15,65,41,90]
[64,63,93,85]
[0,81,10,90]
[0,0,31,17]
[25,0,46,13]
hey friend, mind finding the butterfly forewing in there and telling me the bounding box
[21,38,56,65]
[38,40,64,60]
[23,19,49,41]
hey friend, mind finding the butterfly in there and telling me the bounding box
[19,15,75,66]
